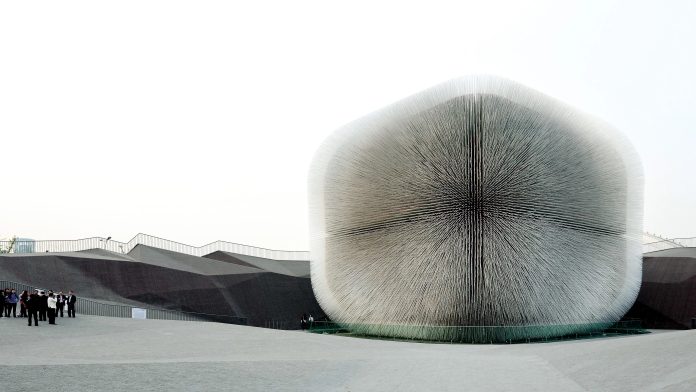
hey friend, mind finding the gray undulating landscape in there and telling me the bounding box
[0,316,693,392]
[0,245,322,327]
[625,247,696,328]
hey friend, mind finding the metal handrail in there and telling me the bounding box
[642,237,696,253]
[0,233,309,260]
[2,232,692,258]
[0,280,247,325]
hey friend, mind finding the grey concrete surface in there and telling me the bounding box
[1,316,694,391]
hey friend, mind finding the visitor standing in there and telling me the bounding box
[0,289,6,317]
[38,290,48,321]
[2,288,10,317]
[6,289,18,317]
[27,290,39,326]
[19,290,28,317]
[56,291,66,317]
[47,293,57,325]
[67,290,77,318]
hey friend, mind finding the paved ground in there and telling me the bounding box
[0,315,694,391]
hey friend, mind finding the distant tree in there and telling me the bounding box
[0,236,17,254]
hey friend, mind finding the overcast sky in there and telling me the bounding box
[1,0,694,250]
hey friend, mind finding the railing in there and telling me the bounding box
[0,233,309,261]
[0,280,247,325]
[308,320,647,344]
[642,237,696,253]
[643,232,675,243]
[643,240,682,253]
[1,233,691,258]
[641,232,695,253]
[264,320,294,330]
[668,237,696,247]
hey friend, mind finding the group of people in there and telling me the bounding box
[1,288,77,326]
[300,313,314,330]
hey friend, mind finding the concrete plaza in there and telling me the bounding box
[0,316,694,391]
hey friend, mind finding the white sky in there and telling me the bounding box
[1,0,694,250]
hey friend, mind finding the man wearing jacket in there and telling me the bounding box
[56,291,66,317]
[27,289,40,326]
[67,290,77,318]
[6,289,19,317]
[0,289,6,318]
[47,293,57,325]
[38,290,48,321]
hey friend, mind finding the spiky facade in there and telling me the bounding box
[308,76,643,342]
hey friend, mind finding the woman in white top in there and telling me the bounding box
[47,293,57,325]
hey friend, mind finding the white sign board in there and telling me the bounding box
[131,308,147,320]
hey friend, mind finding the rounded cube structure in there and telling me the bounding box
[308,76,643,342]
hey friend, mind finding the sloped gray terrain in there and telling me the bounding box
[625,247,696,329]
[203,250,310,277]
[0,245,322,328]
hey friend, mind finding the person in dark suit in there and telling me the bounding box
[0,289,5,318]
[38,290,48,321]
[19,290,28,317]
[56,291,66,317]
[27,290,40,326]
[67,290,77,318]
